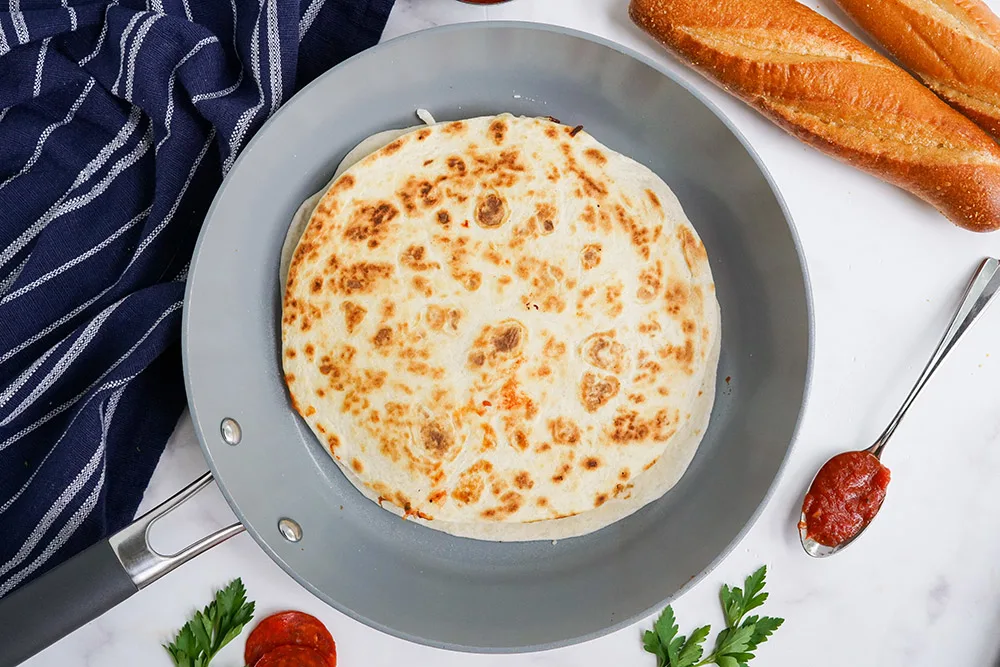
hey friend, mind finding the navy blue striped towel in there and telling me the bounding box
[0,0,394,597]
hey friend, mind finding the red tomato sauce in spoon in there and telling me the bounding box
[800,451,891,547]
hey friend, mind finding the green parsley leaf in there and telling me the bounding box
[714,624,754,656]
[654,605,679,648]
[739,567,768,620]
[164,578,255,667]
[644,629,668,667]
[641,567,783,667]
[747,616,784,651]
[676,625,711,667]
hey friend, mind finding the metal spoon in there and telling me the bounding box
[800,257,1000,558]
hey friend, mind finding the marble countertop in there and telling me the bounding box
[23,0,1000,665]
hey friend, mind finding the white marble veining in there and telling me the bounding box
[20,0,1000,665]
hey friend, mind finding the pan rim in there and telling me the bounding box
[182,19,815,654]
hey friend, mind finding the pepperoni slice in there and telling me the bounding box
[253,645,332,667]
[245,611,337,667]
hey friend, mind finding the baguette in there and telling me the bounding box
[835,0,1000,141]
[629,0,1000,232]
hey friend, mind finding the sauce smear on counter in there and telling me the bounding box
[800,451,891,547]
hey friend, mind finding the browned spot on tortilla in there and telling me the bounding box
[583,456,601,470]
[417,128,432,141]
[544,336,566,359]
[396,177,441,214]
[677,225,708,270]
[613,203,652,259]
[459,271,482,291]
[341,301,367,334]
[489,118,507,145]
[436,210,451,226]
[637,266,662,302]
[484,245,506,265]
[513,429,530,451]
[604,282,624,318]
[452,459,492,504]
[610,410,652,443]
[338,262,392,294]
[329,174,354,194]
[549,417,581,445]
[411,275,433,297]
[595,493,608,507]
[620,468,631,481]
[475,192,508,229]
[468,350,485,368]
[514,471,534,490]
[382,138,404,155]
[545,126,558,139]
[584,148,606,165]
[580,372,619,412]
[327,434,340,452]
[421,420,454,457]
[563,145,608,199]
[479,423,497,452]
[285,348,296,359]
[581,243,601,269]
[443,121,466,135]
[535,202,556,234]
[660,339,696,373]
[581,331,626,374]
[351,458,363,473]
[492,321,524,353]
[425,305,452,332]
[682,319,696,334]
[664,280,689,316]
[552,462,573,483]
[310,277,323,293]
[342,201,398,247]
[373,327,393,348]
[401,244,440,271]
[304,343,314,359]
[646,189,662,211]
[481,490,523,520]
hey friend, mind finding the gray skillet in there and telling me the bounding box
[0,21,812,662]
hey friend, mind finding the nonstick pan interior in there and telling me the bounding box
[182,22,811,652]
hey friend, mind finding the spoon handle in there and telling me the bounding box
[869,257,1000,458]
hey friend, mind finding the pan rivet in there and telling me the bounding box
[278,518,302,542]
[220,418,242,445]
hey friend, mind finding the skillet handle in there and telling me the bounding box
[0,472,244,666]
[0,540,137,667]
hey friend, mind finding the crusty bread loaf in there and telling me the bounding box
[835,0,1000,141]
[629,0,1000,232]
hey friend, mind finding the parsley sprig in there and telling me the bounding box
[164,578,255,667]
[642,566,783,667]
